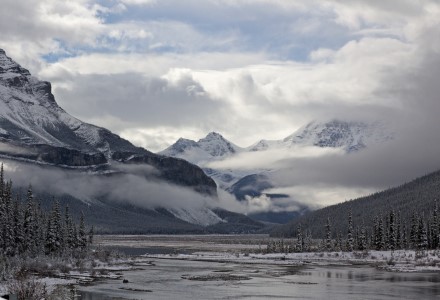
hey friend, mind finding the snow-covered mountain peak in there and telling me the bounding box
[0,50,31,77]
[197,132,241,157]
[0,49,149,157]
[0,50,56,109]
[198,132,230,145]
[162,138,199,156]
[284,119,392,152]
[160,132,242,165]
[248,139,280,152]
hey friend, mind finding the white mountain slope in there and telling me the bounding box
[166,207,225,226]
[0,49,144,158]
[248,120,393,153]
[281,120,393,152]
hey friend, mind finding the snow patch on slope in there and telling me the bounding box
[166,207,225,226]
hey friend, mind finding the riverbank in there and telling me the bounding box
[144,249,440,272]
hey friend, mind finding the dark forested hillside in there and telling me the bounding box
[272,170,440,238]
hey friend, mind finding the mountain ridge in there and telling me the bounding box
[160,120,394,224]
[271,169,440,238]
[0,48,266,232]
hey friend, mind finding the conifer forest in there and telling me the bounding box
[0,165,93,258]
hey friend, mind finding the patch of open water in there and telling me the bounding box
[78,258,440,299]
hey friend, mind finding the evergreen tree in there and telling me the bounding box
[432,200,439,249]
[78,212,87,251]
[376,217,385,250]
[88,226,94,246]
[0,163,4,198]
[325,217,332,251]
[388,210,396,251]
[35,202,46,255]
[304,230,312,252]
[23,186,36,254]
[12,199,24,255]
[418,218,428,250]
[347,211,354,252]
[64,205,75,250]
[402,224,408,249]
[296,224,303,252]
[396,211,402,250]
[45,216,55,255]
[52,200,63,253]
[3,184,14,256]
[410,212,419,248]
[358,225,367,251]
[335,231,343,251]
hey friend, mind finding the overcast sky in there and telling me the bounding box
[1,0,438,151]
[1,0,440,209]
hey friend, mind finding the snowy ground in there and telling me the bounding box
[96,235,440,273]
[144,249,440,272]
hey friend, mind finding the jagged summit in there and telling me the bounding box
[0,48,150,157]
[0,49,26,72]
[160,131,242,164]
[197,132,240,157]
[198,132,231,144]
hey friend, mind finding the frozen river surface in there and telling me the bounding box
[79,258,440,299]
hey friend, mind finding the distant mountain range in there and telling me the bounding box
[161,120,393,163]
[0,48,263,233]
[249,120,392,153]
[160,120,394,223]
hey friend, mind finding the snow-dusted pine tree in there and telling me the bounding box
[388,211,396,251]
[325,218,332,251]
[78,212,87,251]
[296,224,303,252]
[347,211,354,252]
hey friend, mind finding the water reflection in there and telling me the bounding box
[78,261,440,300]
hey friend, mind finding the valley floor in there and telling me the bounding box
[2,235,440,298]
[96,234,440,273]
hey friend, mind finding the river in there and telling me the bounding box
[78,258,440,299]
[77,235,440,299]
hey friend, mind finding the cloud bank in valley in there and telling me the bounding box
[2,160,212,209]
